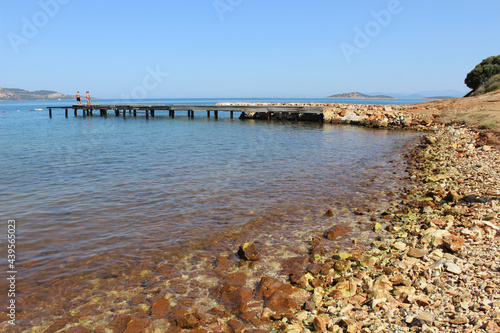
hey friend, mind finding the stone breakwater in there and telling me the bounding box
[218,102,441,129]
[322,104,436,129]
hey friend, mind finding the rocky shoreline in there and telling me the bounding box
[133,125,497,333]
[5,109,499,332]
[186,124,498,333]
[252,125,499,333]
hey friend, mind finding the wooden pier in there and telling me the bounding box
[47,104,325,121]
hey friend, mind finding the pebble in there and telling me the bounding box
[444,261,462,274]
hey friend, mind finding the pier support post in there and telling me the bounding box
[65,108,68,118]
[191,110,194,118]
[49,108,52,118]
[230,111,233,119]
[214,111,218,119]
[133,110,137,117]
[171,110,175,118]
[74,109,77,116]
[89,109,93,116]
[267,112,271,121]
[151,110,155,117]
[83,109,86,117]
[115,109,119,116]
[123,110,126,118]
[207,111,210,118]
[146,110,149,119]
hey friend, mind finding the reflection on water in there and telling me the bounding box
[0,102,421,330]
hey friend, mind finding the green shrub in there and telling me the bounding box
[465,55,500,91]
[486,82,500,93]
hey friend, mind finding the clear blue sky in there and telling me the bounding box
[1,0,499,98]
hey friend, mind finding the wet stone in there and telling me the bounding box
[215,256,233,275]
[220,286,253,314]
[109,314,131,333]
[281,256,309,275]
[238,242,260,261]
[123,316,151,333]
[306,263,322,275]
[289,272,312,288]
[175,312,203,329]
[131,293,148,305]
[257,276,295,300]
[223,272,247,288]
[43,316,75,333]
[239,310,263,327]
[227,319,246,333]
[324,225,352,240]
[265,291,300,313]
[151,298,171,319]
[62,327,92,333]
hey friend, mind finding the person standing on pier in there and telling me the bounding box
[76,91,81,104]
[86,91,91,105]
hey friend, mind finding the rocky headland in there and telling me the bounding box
[0,87,74,100]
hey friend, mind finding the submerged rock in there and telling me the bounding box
[324,225,352,240]
[175,312,203,329]
[238,242,260,261]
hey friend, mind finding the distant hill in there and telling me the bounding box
[327,92,395,99]
[419,96,455,100]
[0,87,74,101]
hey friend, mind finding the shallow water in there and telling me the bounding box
[0,99,421,330]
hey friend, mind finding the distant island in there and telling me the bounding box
[419,96,455,100]
[327,92,395,99]
[0,87,74,101]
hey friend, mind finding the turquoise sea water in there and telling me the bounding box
[0,98,423,330]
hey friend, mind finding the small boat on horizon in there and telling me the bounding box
[33,108,44,111]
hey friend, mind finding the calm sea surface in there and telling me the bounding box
[0,98,423,330]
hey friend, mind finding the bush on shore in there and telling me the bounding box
[465,55,500,96]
